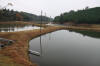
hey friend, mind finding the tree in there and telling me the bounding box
[59,14,64,24]
[54,7,100,24]
[16,13,23,21]
[0,3,13,9]
[85,6,89,10]
[0,9,53,22]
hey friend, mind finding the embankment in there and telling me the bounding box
[0,26,65,66]
[0,22,100,66]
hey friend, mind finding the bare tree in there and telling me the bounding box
[0,1,13,9]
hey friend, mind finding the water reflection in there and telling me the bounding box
[29,30,100,66]
[0,25,40,32]
[69,30,100,38]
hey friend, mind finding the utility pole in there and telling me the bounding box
[40,10,43,56]
[40,10,43,34]
[28,10,43,56]
[45,12,47,22]
[50,16,52,23]
[50,16,51,22]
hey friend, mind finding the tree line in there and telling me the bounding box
[54,7,100,24]
[0,9,52,22]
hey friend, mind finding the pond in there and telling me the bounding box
[0,25,40,32]
[29,30,100,66]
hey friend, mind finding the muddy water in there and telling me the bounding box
[29,30,100,66]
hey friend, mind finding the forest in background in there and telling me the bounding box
[0,9,53,22]
[54,7,100,24]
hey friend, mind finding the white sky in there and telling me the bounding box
[0,0,100,18]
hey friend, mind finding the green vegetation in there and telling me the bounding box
[54,7,100,24]
[0,9,52,22]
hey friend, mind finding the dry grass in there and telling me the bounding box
[65,26,100,32]
[0,21,48,27]
[0,21,32,25]
[0,54,23,66]
[0,25,65,66]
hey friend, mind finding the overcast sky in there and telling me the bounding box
[0,0,100,18]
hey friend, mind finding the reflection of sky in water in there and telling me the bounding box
[0,25,40,32]
[29,30,100,66]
